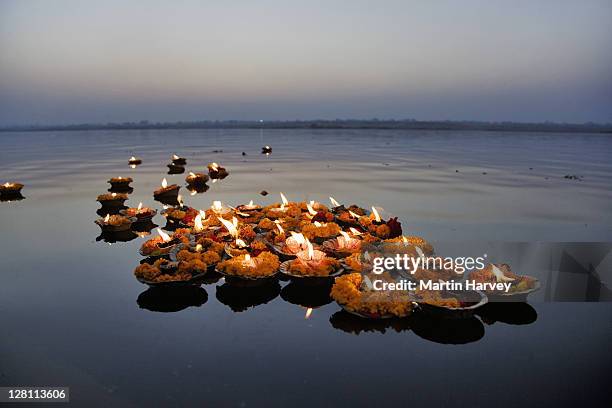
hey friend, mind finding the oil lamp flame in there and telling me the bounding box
[313,221,323,227]
[177,195,184,207]
[275,220,285,234]
[305,308,313,319]
[280,192,289,206]
[243,254,256,268]
[137,202,143,211]
[210,162,219,171]
[219,216,238,237]
[306,239,314,260]
[349,210,360,219]
[371,206,381,222]
[329,197,341,207]
[111,193,117,197]
[289,231,306,246]
[104,214,110,222]
[130,156,136,161]
[248,200,254,206]
[306,203,317,216]
[161,178,168,188]
[194,214,204,232]
[189,172,196,177]
[212,200,223,213]
[195,244,203,252]
[349,227,362,235]
[172,154,179,160]
[156,228,171,242]
[235,238,247,248]
[491,264,515,282]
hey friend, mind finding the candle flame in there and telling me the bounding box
[349,210,360,219]
[177,195,184,207]
[371,206,381,222]
[190,190,197,196]
[210,162,219,171]
[137,202,143,211]
[275,220,285,234]
[104,214,110,222]
[306,202,318,216]
[235,238,247,248]
[172,154,179,160]
[156,228,171,242]
[329,196,341,207]
[402,236,408,245]
[491,264,516,282]
[111,192,117,197]
[280,192,289,206]
[306,239,314,260]
[313,221,323,227]
[189,172,196,177]
[194,213,204,232]
[289,231,306,245]
[195,244,203,252]
[161,178,168,188]
[219,216,238,237]
[130,156,136,161]
[349,227,362,235]
[212,200,223,212]
[248,200,254,206]
[305,308,313,319]
[243,253,256,268]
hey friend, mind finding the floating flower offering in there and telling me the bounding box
[139,228,189,257]
[134,258,205,286]
[282,239,342,277]
[128,156,142,166]
[153,178,180,200]
[261,145,272,154]
[171,154,187,165]
[207,162,228,179]
[331,273,414,318]
[121,202,157,222]
[0,182,24,196]
[95,213,135,232]
[185,172,209,185]
[108,176,133,189]
[322,231,362,257]
[97,192,128,206]
[217,252,280,279]
[470,264,540,300]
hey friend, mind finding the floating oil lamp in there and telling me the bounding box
[95,213,135,232]
[283,239,341,277]
[370,206,384,225]
[236,200,262,212]
[154,178,180,201]
[97,192,128,207]
[193,211,207,233]
[171,154,187,165]
[185,172,209,186]
[211,200,231,216]
[322,231,361,258]
[219,216,239,241]
[108,176,133,190]
[121,202,157,222]
[261,145,272,154]
[268,192,290,218]
[329,196,344,213]
[283,232,309,254]
[0,182,24,197]
[207,162,228,179]
[128,156,142,166]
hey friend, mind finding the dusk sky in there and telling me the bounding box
[1,0,611,125]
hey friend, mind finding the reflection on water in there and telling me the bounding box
[476,302,538,325]
[410,313,485,344]
[216,279,281,312]
[280,280,333,308]
[0,192,26,202]
[329,310,412,335]
[96,230,138,243]
[137,286,208,313]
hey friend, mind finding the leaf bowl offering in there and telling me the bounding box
[410,289,488,319]
[95,214,136,232]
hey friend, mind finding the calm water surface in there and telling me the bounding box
[1,129,611,407]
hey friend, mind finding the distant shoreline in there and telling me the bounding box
[1,120,611,133]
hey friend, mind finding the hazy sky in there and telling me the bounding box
[1,0,611,125]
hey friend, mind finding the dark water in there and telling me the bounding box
[1,129,611,407]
